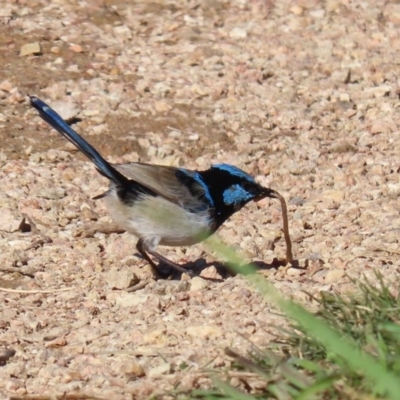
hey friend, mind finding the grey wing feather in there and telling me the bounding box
[113,163,210,212]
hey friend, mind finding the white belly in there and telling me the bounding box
[103,191,214,249]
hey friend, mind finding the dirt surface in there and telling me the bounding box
[1,0,400,398]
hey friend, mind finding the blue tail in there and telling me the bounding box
[29,96,129,186]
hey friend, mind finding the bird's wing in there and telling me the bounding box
[113,163,214,212]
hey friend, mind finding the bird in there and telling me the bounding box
[29,95,290,278]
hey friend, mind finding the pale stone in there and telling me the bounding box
[51,100,80,122]
[115,293,148,307]
[147,363,171,378]
[186,325,223,339]
[325,269,345,283]
[20,42,41,56]
[0,80,13,92]
[229,27,247,39]
[106,269,137,290]
[190,276,208,291]
[69,44,83,53]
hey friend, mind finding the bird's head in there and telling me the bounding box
[200,164,278,226]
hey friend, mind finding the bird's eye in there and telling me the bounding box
[240,180,259,196]
[243,181,254,191]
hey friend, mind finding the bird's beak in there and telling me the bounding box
[254,187,279,202]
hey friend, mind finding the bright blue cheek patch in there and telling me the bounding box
[223,184,253,205]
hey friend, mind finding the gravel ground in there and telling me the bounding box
[1,0,400,398]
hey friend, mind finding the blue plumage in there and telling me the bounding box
[222,184,254,206]
[30,97,127,185]
[212,164,257,183]
[29,95,280,278]
[175,169,215,209]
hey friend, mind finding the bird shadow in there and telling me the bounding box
[164,257,302,282]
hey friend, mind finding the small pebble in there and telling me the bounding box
[20,42,42,56]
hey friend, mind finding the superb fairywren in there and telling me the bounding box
[29,96,292,277]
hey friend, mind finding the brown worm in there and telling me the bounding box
[273,191,293,264]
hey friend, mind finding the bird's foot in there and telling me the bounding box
[148,251,195,278]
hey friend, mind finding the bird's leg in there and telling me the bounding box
[136,238,168,279]
[136,238,157,269]
[136,239,194,278]
[146,249,194,277]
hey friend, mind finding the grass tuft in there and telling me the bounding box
[189,237,400,400]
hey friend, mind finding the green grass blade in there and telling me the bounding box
[212,379,257,400]
[206,236,400,400]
